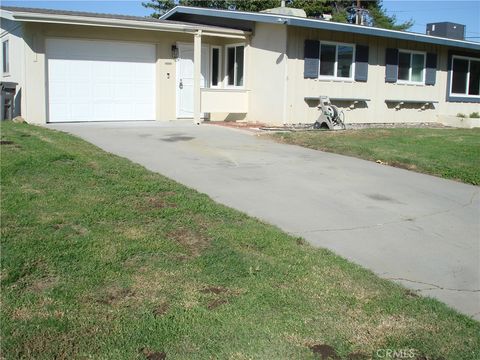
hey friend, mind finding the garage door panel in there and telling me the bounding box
[93,84,113,99]
[49,81,68,101]
[47,38,156,122]
[70,84,92,100]
[135,104,155,119]
[94,104,115,120]
[49,104,69,122]
[71,104,94,120]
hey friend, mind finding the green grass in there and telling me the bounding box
[270,128,480,185]
[1,122,479,359]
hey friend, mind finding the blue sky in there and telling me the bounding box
[2,0,479,40]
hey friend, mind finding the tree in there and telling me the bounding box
[142,0,176,18]
[365,1,413,31]
[142,0,413,31]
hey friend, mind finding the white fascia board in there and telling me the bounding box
[0,9,15,20]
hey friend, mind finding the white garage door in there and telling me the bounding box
[46,38,156,122]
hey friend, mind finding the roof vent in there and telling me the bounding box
[426,22,465,40]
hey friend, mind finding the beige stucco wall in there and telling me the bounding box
[244,22,288,124]
[1,18,24,118]
[19,22,241,124]
[284,26,479,126]
[10,20,480,125]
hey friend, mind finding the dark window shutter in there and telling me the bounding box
[425,52,437,85]
[354,45,369,82]
[385,48,399,82]
[304,40,320,78]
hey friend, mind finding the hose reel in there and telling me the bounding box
[313,96,345,130]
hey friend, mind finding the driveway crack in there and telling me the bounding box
[300,189,479,233]
[387,277,480,293]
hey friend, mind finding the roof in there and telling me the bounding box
[1,6,175,24]
[162,6,480,51]
[0,6,248,37]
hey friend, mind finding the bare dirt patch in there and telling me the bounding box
[207,298,228,310]
[207,121,267,130]
[146,196,176,209]
[96,287,135,305]
[200,286,228,295]
[122,226,148,240]
[153,302,169,317]
[0,139,21,149]
[140,348,166,360]
[388,161,418,171]
[310,344,339,359]
[28,276,59,293]
[405,289,419,298]
[168,228,210,257]
[135,193,177,212]
[51,222,88,236]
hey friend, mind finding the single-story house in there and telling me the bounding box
[1,5,479,127]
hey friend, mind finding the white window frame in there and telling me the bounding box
[210,45,222,88]
[2,39,9,75]
[224,43,245,88]
[318,41,355,81]
[449,55,480,99]
[397,49,426,85]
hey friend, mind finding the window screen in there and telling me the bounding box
[227,47,235,86]
[320,44,335,76]
[398,52,411,81]
[337,45,353,78]
[451,58,468,94]
[211,48,219,86]
[411,54,424,82]
[235,46,244,86]
[468,60,480,96]
[2,40,8,74]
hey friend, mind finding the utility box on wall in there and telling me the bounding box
[426,22,465,40]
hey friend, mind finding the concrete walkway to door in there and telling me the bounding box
[48,121,480,320]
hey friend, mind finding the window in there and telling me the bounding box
[450,56,480,97]
[2,40,9,74]
[397,50,425,83]
[225,44,244,87]
[319,42,354,79]
[210,46,221,87]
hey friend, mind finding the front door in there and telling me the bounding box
[176,43,209,118]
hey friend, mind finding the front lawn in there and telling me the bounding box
[1,122,479,359]
[271,128,480,185]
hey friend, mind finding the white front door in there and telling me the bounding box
[176,43,209,118]
[46,38,156,122]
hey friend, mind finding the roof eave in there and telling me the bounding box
[5,10,248,37]
[162,6,480,51]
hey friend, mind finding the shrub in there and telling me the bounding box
[457,113,466,118]
[469,112,480,118]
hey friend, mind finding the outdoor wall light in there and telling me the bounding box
[171,45,179,59]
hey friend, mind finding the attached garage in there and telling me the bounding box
[46,38,156,122]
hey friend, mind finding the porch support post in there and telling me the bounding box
[193,30,202,125]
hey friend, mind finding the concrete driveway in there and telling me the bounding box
[48,121,480,320]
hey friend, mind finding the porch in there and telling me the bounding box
[178,29,250,124]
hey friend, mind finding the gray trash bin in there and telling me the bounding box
[1,82,18,121]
